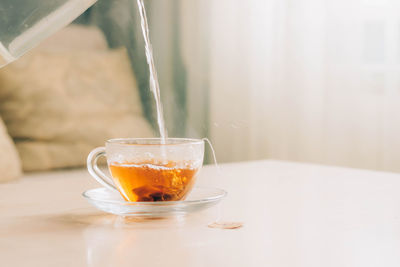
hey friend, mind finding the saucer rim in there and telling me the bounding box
[82,186,227,206]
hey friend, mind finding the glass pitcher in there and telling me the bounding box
[0,0,97,68]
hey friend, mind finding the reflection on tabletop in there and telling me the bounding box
[82,208,223,266]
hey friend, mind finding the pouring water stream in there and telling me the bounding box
[136,0,167,142]
[137,0,219,171]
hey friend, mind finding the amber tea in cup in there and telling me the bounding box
[87,138,204,202]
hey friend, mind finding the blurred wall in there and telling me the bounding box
[180,0,400,172]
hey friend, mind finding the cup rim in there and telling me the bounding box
[106,137,204,146]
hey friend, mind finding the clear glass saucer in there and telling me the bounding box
[82,187,227,217]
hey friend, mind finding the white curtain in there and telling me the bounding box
[179,0,400,172]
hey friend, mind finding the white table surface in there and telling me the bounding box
[1,160,400,267]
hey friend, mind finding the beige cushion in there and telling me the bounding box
[37,25,109,52]
[0,44,154,171]
[0,118,22,181]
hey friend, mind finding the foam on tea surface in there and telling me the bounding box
[109,160,199,202]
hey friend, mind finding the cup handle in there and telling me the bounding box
[87,147,118,191]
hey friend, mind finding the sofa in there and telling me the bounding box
[0,25,154,182]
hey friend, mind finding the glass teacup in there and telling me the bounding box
[87,138,204,202]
